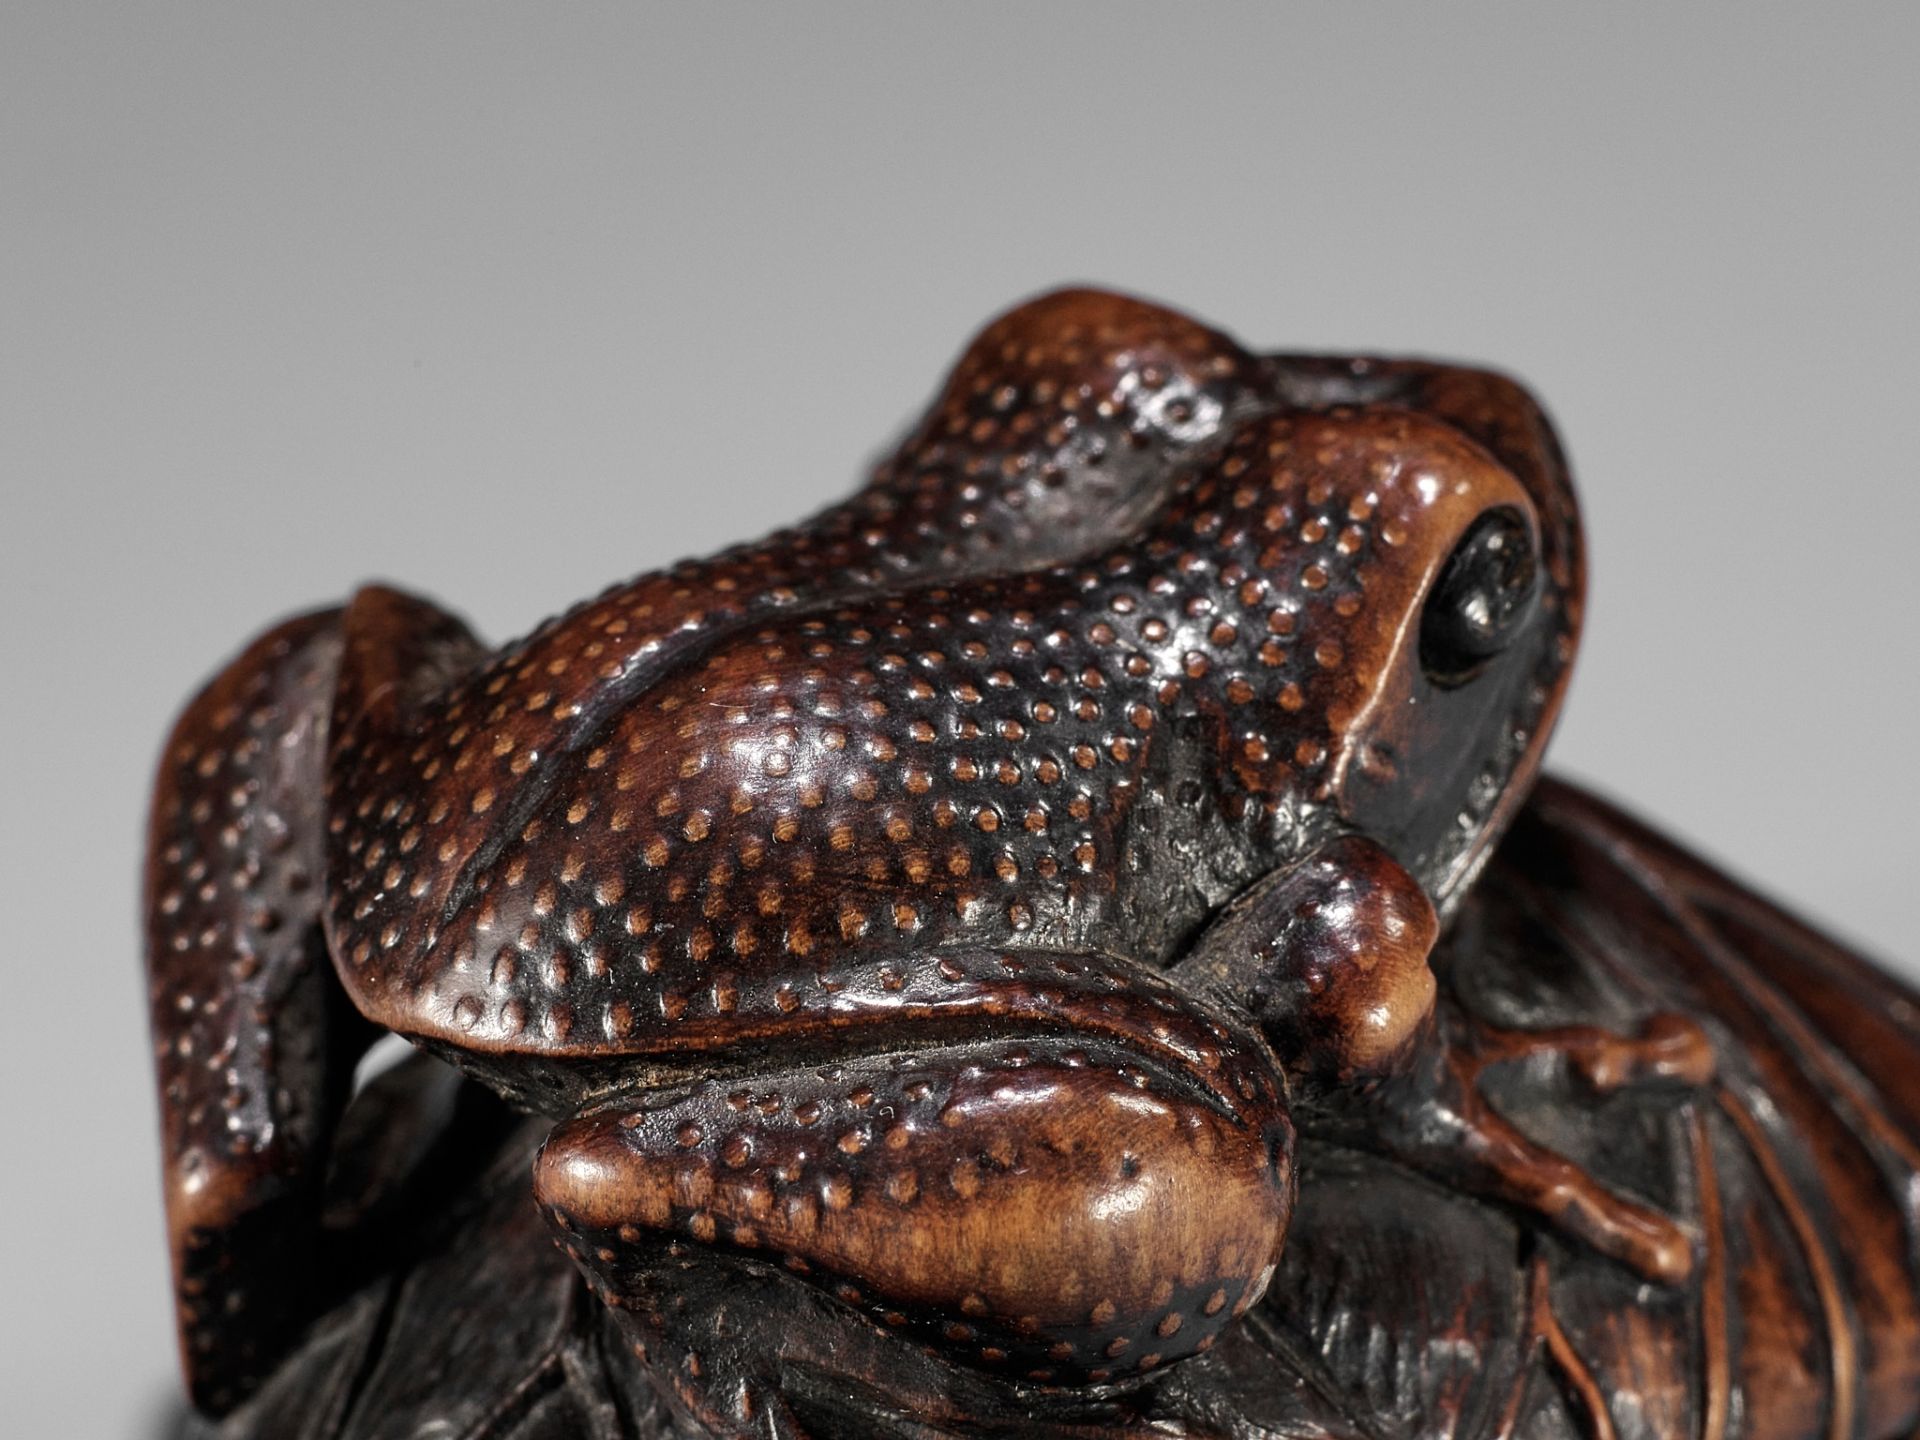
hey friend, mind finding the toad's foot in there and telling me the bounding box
[1350,1020,1708,1285]
[559,1229,1223,1440]
[1174,836,1709,1286]
[560,1246,814,1440]
[1458,1011,1716,1095]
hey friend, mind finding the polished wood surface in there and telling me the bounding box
[148,290,1915,1438]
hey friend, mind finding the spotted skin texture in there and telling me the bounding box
[323,286,1276,1061]
[146,288,1628,1430]
[329,408,1535,1074]
[148,289,1283,1411]
[540,1028,1290,1384]
[146,612,360,1412]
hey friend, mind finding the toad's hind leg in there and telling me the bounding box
[145,610,368,1412]
[144,589,485,1413]
[534,1030,1293,1420]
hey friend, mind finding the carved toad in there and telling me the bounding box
[150,291,1781,1437]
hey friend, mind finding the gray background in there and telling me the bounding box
[4,6,1915,1432]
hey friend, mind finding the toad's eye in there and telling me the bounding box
[1419,507,1540,686]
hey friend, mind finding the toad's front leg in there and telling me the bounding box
[531,974,1293,1435]
[1172,835,1707,1286]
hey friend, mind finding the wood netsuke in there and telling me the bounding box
[148,289,1917,1439]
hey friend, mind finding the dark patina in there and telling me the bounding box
[149,291,1919,1439]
